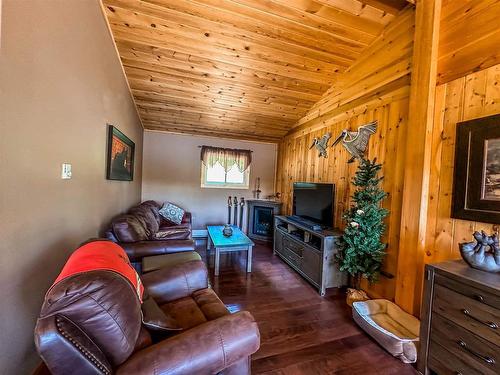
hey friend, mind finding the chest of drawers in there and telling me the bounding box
[418,260,500,375]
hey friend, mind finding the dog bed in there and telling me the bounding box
[352,299,420,363]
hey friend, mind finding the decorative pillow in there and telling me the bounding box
[141,295,182,331]
[159,202,185,225]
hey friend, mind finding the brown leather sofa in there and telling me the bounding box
[105,200,195,270]
[34,242,260,375]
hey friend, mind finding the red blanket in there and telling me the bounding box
[53,240,144,302]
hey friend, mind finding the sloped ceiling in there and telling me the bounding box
[103,0,409,142]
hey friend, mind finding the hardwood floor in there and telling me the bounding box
[195,240,417,375]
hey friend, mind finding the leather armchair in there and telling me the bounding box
[117,311,259,375]
[34,245,260,375]
[142,258,209,303]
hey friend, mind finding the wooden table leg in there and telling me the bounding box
[206,237,212,268]
[215,247,220,276]
[247,245,253,273]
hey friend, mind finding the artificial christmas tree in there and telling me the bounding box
[339,158,388,298]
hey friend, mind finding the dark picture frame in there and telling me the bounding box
[451,113,500,223]
[106,124,135,181]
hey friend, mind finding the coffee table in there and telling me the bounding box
[206,225,254,276]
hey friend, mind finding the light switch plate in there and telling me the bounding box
[61,163,72,179]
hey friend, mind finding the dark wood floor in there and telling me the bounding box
[195,240,417,375]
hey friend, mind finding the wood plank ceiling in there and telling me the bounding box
[103,0,409,142]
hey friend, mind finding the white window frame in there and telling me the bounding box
[201,162,250,189]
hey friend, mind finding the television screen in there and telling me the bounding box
[292,182,334,228]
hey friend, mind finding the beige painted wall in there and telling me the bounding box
[0,1,143,373]
[142,131,277,230]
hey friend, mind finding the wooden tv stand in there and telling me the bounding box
[273,216,347,295]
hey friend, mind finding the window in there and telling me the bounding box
[200,146,251,189]
[201,161,250,188]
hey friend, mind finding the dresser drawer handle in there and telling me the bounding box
[457,340,495,364]
[474,294,484,302]
[462,309,498,329]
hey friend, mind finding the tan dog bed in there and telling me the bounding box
[352,299,420,363]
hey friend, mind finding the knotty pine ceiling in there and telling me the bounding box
[103,0,409,142]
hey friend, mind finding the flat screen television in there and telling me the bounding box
[292,182,335,228]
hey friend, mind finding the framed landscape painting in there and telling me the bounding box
[106,124,135,181]
[451,113,500,223]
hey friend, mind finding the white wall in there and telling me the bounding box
[142,131,277,230]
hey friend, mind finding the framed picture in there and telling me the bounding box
[452,113,500,223]
[106,124,135,181]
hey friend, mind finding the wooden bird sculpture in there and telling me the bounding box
[331,121,377,163]
[309,132,331,158]
[460,231,500,273]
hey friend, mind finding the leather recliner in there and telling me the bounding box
[104,201,196,270]
[34,241,260,374]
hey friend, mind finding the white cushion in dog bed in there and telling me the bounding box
[352,299,420,363]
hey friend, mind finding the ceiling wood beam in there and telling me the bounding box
[314,0,394,22]
[361,0,411,15]
[255,0,387,35]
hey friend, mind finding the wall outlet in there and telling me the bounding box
[61,163,72,179]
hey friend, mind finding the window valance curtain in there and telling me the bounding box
[200,146,252,172]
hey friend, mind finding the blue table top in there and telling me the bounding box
[207,225,254,248]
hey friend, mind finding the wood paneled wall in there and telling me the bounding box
[397,1,500,314]
[424,64,500,270]
[276,1,500,311]
[438,0,500,84]
[398,63,500,315]
[276,7,415,300]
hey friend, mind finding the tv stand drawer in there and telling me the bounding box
[283,236,304,256]
[283,248,302,268]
